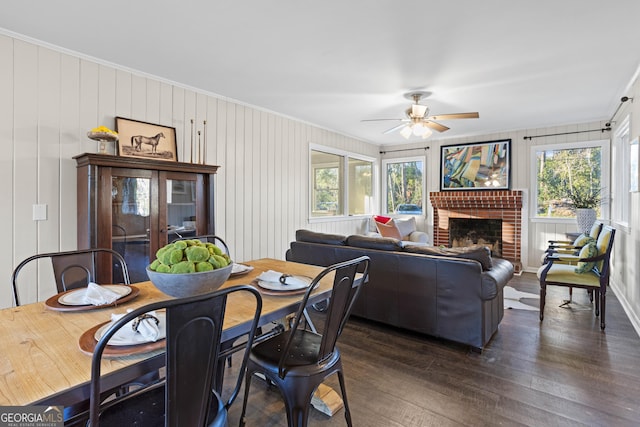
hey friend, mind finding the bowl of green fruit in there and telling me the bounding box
[146,239,233,298]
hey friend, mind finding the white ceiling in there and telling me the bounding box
[2,0,640,146]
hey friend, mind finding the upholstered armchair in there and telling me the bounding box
[537,225,616,330]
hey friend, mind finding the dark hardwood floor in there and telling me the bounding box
[223,272,640,426]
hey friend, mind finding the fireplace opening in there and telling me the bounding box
[449,218,502,257]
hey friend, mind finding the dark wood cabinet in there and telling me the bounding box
[75,153,219,283]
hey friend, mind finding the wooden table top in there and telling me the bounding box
[0,258,328,407]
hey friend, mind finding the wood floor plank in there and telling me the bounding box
[225,272,640,426]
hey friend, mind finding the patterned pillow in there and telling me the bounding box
[574,242,598,274]
[573,234,595,247]
[375,219,402,240]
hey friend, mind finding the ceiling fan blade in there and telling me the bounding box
[360,118,404,122]
[383,123,409,134]
[423,120,450,132]
[426,112,479,120]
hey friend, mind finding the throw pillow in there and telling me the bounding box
[573,234,595,247]
[574,242,598,274]
[394,217,417,240]
[375,219,402,240]
[373,215,392,224]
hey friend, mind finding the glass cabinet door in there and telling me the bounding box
[110,174,153,283]
[159,171,204,248]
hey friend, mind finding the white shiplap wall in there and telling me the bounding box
[0,34,377,307]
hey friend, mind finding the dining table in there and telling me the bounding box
[0,258,334,418]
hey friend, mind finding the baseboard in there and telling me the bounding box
[610,280,640,339]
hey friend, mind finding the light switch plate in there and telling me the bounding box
[33,204,47,221]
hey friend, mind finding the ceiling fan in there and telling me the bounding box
[362,91,479,139]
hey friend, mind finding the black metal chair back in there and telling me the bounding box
[11,248,130,306]
[89,284,262,427]
[240,255,370,427]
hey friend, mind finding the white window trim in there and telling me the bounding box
[309,143,378,223]
[381,155,427,217]
[529,139,610,223]
[612,115,631,229]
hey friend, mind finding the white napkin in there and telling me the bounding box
[84,282,121,306]
[110,310,161,342]
[257,270,309,287]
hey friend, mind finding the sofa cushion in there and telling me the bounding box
[403,244,493,271]
[346,234,403,251]
[295,229,347,245]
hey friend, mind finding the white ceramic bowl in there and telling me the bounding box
[146,263,233,298]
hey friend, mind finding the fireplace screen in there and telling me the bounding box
[449,219,502,257]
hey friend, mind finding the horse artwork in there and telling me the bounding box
[131,132,165,153]
[116,117,178,162]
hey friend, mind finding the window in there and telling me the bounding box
[612,116,630,225]
[531,140,609,219]
[310,146,375,219]
[382,157,425,215]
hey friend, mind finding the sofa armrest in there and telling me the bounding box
[480,258,514,300]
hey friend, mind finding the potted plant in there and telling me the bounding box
[567,186,601,234]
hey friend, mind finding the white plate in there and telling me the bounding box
[58,285,132,306]
[95,312,167,346]
[257,275,312,291]
[231,263,254,275]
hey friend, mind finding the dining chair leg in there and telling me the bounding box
[594,289,600,316]
[239,377,251,427]
[336,370,353,427]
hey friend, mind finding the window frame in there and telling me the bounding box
[530,139,610,223]
[381,155,427,217]
[309,144,377,222]
[612,115,631,227]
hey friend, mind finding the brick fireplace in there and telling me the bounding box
[430,190,523,272]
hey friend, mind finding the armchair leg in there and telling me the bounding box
[600,291,606,330]
[539,285,546,321]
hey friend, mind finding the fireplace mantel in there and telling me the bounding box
[430,190,523,272]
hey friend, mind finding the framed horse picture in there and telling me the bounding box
[115,117,178,162]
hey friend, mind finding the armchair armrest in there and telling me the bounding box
[545,252,605,264]
[547,239,573,245]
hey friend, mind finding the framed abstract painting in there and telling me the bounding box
[440,139,511,190]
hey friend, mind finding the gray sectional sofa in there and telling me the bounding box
[286,229,514,351]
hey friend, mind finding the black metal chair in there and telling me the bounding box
[240,256,370,427]
[88,284,262,427]
[11,248,130,306]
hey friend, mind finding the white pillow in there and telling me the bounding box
[394,217,417,239]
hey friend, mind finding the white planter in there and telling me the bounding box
[576,208,596,234]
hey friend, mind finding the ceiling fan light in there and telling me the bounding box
[400,125,413,139]
[412,123,430,136]
[411,104,428,117]
[420,128,433,139]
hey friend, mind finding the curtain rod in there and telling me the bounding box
[523,96,632,141]
[523,127,611,141]
[379,146,429,155]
